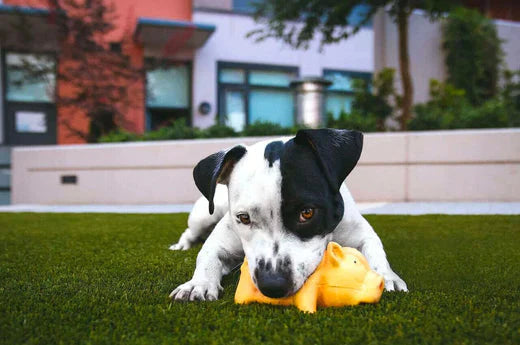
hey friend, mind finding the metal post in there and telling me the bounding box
[290,77,332,128]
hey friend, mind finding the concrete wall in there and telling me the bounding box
[191,10,374,129]
[0,45,3,145]
[374,10,520,104]
[12,128,520,204]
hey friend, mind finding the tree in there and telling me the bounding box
[442,7,503,106]
[1,0,143,142]
[249,0,458,130]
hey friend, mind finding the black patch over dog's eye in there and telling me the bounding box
[299,208,315,222]
[237,213,251,225]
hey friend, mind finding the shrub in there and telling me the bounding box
[501,69,520,127]
[199,124,239,138]
[409,79,469,130]
[443,7,503,105]
[141,119,201,141]
[352,68,400,130]
[327,111,378,132]
[240,121,296,137]
[98,129,141,143]
[409,79,513,130]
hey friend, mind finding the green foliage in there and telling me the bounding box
[1,213,520,344]
[249,0,457,49]
[327,110,378,132]
[141,119,201,141]
[99,119,302,143]
[328,68,399,132]
[442,7,504,105]
[199,124,239,138]
[98,128,140,143]
[240,121,299,137]
[501,69,520,127]
[409,79,513,130]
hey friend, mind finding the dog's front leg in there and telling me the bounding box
[170,213,243,301]
[334,211,408,292]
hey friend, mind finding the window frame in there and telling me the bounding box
[322,68,372,118]
[217,61,299,128]
[3,51,57,104]
[144,58,192,130]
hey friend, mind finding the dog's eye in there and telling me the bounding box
[299,208,314,222]
[237,213,251,225]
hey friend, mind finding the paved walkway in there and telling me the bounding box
[1,202,519,215]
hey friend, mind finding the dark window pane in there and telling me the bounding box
[348,4,373,28]
[6,53,55,102]
[249,70,295,87]
[324,70,371,92]
[232,0,262,13]
[220,68,245,84]
[146,64,189,108]
[249,89,294,127]
[326,94,353,119]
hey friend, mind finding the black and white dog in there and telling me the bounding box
[170,128,407,301]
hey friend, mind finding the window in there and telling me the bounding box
[348,4,373,28]
[323,70,371,119]
[232,0,261,13]
[218,62,297,131]
[145,62,190,130]
[5,53,55,103]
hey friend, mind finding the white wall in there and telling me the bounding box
[192,10,374,128]
[374,10,520,104]
[11,129,520,204]
[0,45,3,145]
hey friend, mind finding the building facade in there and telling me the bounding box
[191,1,373,131]
[0,0,373,146]
[0,0,519,147]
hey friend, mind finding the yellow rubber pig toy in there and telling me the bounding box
[234,242,384,313]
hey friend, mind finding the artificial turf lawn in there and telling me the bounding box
[0,213,519,345]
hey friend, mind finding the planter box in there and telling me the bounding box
[12,128,520,204]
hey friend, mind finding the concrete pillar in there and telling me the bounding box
[290,77,332,128]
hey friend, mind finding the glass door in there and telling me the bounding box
[220,88,246,132]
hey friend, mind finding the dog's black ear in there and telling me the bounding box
[295,128,363,191]
[193,145,247,214]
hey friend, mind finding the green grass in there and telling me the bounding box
[1,213,519,345]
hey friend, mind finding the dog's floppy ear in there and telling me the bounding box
[295,128,363,191]
[193,145,247,214]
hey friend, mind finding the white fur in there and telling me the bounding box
[170,139,408,301]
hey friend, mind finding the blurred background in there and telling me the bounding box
[0,0,518,207]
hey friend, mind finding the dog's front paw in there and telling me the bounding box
[169,229,195,251]
[169,280,222,301]
[382,270,408,292]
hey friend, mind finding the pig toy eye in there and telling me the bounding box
[353,259,357,264]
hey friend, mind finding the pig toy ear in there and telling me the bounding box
[326,242,345,267]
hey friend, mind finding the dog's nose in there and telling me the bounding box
[255,269,291,298]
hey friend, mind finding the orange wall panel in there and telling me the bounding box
[4,0,192,144]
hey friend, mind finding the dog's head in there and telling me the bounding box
[193,128,363,298]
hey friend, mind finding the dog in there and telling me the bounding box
[169,128,407,301]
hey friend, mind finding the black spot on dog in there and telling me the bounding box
[264,141,284,167]
[265,261,272,271]
[278,129,363,240]
[273,242,279,255]
[283,256,291,268]
[258,258,265,269]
